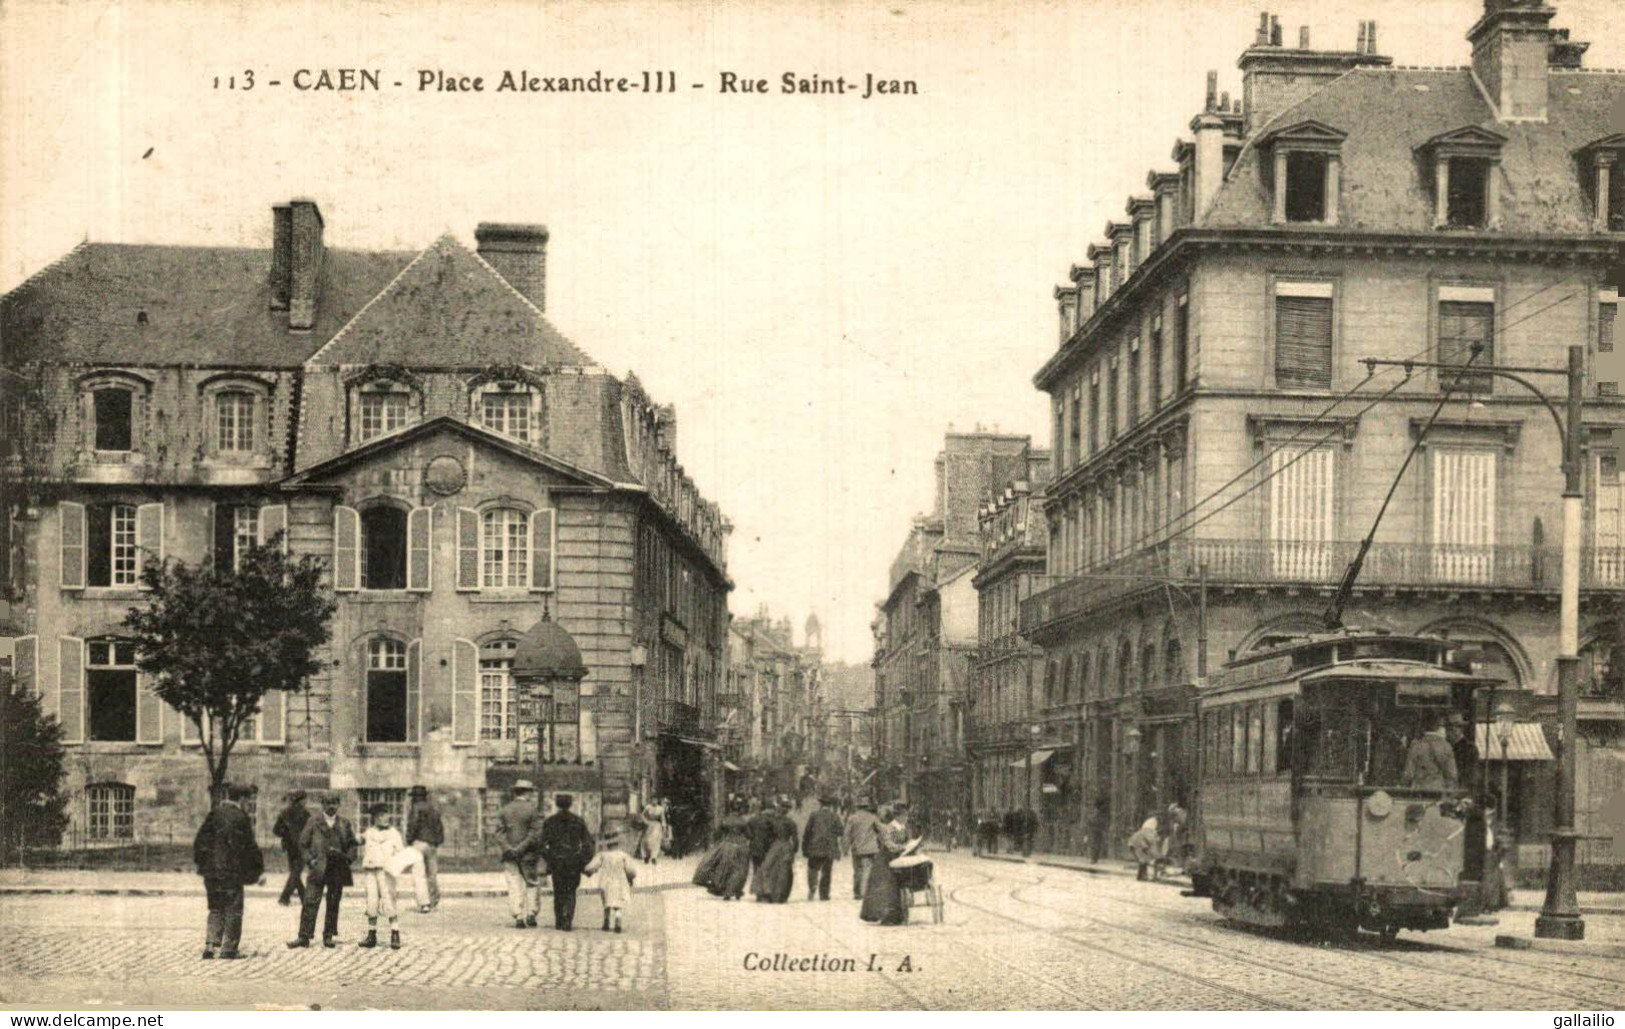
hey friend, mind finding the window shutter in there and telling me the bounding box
[408,506,432,592]
[452,637,478,745]
[406,639,422,744]
[136,502,165,569]
[260,689,286,745]
[1438,300,1494,392]
[333,506,360,592]
[1600,304,1618,395]
[58,636,85,744]
[531,508,555,591]
[1274,295,1333,389]
[1267,446,1334,578]
[457,508,480,591]
[59,502,85,590]
[1432,449,1497,583]
[581,707,598,764]
[259,504,289,553]
[135,672,163,744]
[14,635,37,696]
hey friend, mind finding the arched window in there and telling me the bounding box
[1078,654,1092,703]
[481,508,530,588]
[352,380,415,443]
[480,637,519,740]
[474,385,538,444]
[215,390,257,452]
[1060,656,1073,704]
[1141,642,1157,689]
[366,637,409,742]
[1164,637,1185,684]
[86,782,135,840]
[361,506,408,590]
[1118,640,1134,696]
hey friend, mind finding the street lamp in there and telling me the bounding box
[1123,723,1142,835]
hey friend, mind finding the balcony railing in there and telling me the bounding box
[1021,538,1625,635]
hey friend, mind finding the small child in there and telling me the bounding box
[359,803,404,949]
[584,827,636,933]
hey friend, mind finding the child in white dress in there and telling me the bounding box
[358,804,404,949]
[585,827,636,932]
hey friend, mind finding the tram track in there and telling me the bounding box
[996,865,1622,1009]
[947,869,1291,1010]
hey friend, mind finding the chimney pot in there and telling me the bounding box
[1367,20,1377,54]
[269,204,292,312]
[1299,26,1310,48]
[475,222,550,311]
[1270,16,1282,46]
[1205,70,1218,111]
[1257,11,1271,46]
[287,199,324,331]
[1357,20,1368,52]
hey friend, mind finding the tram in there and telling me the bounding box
[1187,628,1500,936]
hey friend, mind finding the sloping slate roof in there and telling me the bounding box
[1206,67,1625,234]
[1,244,415,366]
[308,235,594,368]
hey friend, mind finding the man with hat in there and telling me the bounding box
[490,780,545,929]
[801,794,844,901]
[193,782,263,959]
[405,784,444,912]
[842,797,881,899]
[271,789,309,906]
[540,793,596,931]
[289,791,359,948]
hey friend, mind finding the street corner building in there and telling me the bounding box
[1014,0,1625,873]
[0,202,734,851]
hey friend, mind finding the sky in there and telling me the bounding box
[3,0,1621,664]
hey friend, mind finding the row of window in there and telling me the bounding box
[1055,298,1191,472]
[1050,440,1185,576]
[77,378,545,458]
[1201,698,1294,780]
[1043,635,1186,708]
[56,501,557,594]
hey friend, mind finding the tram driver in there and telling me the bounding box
[1401,713,1459,790]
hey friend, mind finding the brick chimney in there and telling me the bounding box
[1238,10,1391,136]
[1469,1,1559,121]
[475,223,550,311]
[269,204,292,311]
[1190,72,1228,222]
[288,199,324,332]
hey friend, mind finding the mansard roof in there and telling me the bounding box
[1,243,414,366]
[1206,66,1625,234]
[306,235,595,369]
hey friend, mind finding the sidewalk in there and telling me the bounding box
[971,849,1624,915]
[0,854,702,898]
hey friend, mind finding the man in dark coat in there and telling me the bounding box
[405,784,445,911]
[801,794,843,901]
[271,789,309,906]
[842,798,881,898]
[540,794,596,931]
[193,782,264,960]
[1403,716,1460,790]
[745,800,777,876]
[288,792,359,948]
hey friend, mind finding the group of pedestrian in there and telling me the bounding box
[489,780,597,931]
[971,808,1039,856]
[1128,802,1187,881]
[192,779,627,958]
[689,794,919,928]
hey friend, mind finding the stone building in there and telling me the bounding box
[967,444,1051,831]
[872,430,1032,830]
[0,201,731,849]
[724,610,825,796]
[1022,1,1625,869]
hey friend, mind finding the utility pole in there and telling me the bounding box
[1537,345,1587,941]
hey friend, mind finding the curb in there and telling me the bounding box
[1504,902,1625,917]
[1495,933,1625,958]
[0,881,699,899]
[974,852,1192,889]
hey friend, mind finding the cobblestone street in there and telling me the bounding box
[3,854,1620,1009]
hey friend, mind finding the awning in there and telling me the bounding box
[670,735,722,751]
[1476,722,1555,761]
[723,761,741,772]
[1009,749,1054,768]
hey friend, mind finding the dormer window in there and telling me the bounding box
[1575,137,1624,233]
[79,373,149,456]
[1262,121,1346,226]
[94,389,133,451]
[1418,126,1507,231]
[216,391,255,451]
[360,391,409,441]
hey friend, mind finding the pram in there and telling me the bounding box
[889,853,944,924]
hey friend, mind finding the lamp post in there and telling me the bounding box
[1494,698,1515,844]
[1362,345,1585,941]
[1123,723,1142,844]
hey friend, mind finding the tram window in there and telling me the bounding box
[1275,699,1294,773]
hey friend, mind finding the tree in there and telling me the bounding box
[122,534,336,798]
[0,671,71,863]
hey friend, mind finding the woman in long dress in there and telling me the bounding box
[693,801,752,899]
[751,799,798,903]
[639,799,668,865]
[860,804,910,926]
